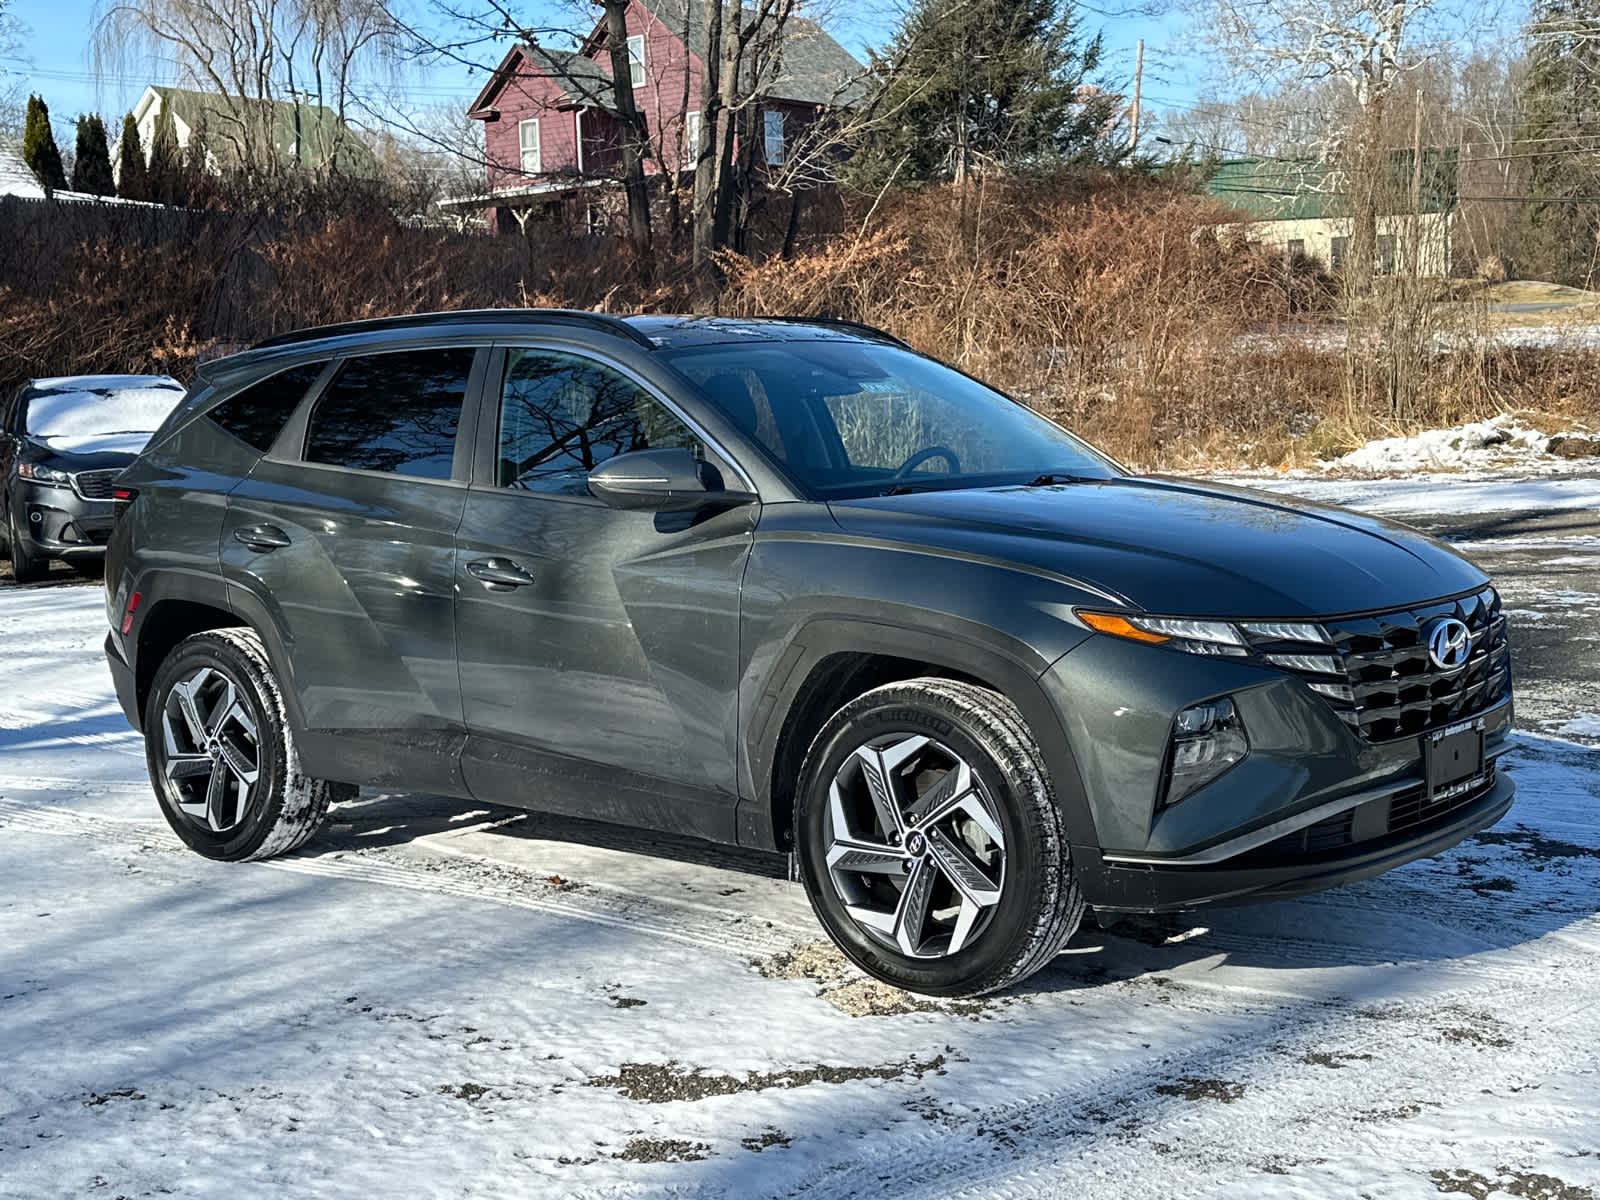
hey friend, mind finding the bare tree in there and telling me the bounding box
[595,0,653,270]
[1199,0,1447,289]
[92,0,401,180]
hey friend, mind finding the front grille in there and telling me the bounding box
[1235,762,1498,866]
[1241,587,1510,742]
[72,469,121,501]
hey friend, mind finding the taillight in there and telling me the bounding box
[112,487,137,526]
[120,591,141,635]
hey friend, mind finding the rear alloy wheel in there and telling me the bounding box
[145,628,342,861]
[796,678,1084,998]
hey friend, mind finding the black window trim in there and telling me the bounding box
[472,340,759,501]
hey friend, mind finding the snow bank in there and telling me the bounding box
[1328,414,1556,473]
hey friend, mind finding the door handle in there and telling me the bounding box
[233,524,292,552]
[466,558,534,589]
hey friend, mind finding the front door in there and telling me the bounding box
[454,345,755,841]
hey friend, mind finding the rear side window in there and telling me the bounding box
[304,348,475,480]
[207,361,327,452]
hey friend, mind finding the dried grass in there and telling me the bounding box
[3,175,1597,469]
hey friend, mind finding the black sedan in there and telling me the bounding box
[2,374,185,581]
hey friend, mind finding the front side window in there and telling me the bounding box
[496,349,700,495]
[665,340,1118,499]
[519,118,541,174]
[304,348,474,480]
[627,34,646,87]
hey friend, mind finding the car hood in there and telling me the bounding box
[30,431,154,459]
[826,476,1487,619]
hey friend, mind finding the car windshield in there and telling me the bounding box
[23,381,185,449]
[662,340,1120,498]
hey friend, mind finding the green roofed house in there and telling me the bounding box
[114,85,378,180]
[1203,151,1459,276]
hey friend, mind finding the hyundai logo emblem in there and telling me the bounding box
[1426,617,1471,672]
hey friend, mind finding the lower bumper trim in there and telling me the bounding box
[1075,772,1515,913]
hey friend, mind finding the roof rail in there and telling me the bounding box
[754,315,911,349]
[252,308,658,352]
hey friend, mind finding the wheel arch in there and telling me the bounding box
[739,618,1094,853]
[130,575,303,738]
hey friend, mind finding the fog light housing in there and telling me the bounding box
[1165,697,1249,807]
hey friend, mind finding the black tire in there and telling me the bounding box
[144,627,340,861]
[795,677,1084,998]
[7,506,48,583]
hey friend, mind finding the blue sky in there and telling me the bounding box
[6,0,1203,143]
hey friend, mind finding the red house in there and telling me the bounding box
[452,0,864,232]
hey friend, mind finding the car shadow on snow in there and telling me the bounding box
[300,736,1600,992]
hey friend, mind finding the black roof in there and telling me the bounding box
[247,310,906,354]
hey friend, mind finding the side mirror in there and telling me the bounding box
[587,447,755,512]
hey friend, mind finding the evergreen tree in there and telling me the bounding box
[146,101,183,205]
[22,94,68,190]
[71,113,116,195]
[846,0,1121,190]
[116,112,148,200]
[1508,0,1600,286]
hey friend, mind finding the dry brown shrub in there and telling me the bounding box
[718,172,1341,466]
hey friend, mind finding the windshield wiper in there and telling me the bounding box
[1023,472,1098,487]
[880,480,948,496]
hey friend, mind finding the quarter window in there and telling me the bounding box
[304,348,474,480]
[206,360,327,452]
[496,349,700,495]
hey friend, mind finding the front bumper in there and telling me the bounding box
[11,483,114,560]
[1040,628,1516,913]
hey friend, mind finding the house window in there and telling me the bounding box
[1285,238,1306,260]
[1376,233,1397,274]
[1330,236,1348,270]
[627,34,645,87]
[764,109,784,165]
[684,110,701,167]
[518,118,541,175]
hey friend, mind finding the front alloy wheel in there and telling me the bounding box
[797,677,1085,998]
[824,734,1006,959]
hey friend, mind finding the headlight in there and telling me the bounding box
[17,462,73,487]
[1077,610,1250,657]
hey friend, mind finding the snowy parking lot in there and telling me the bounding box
[3,476,1599,1199]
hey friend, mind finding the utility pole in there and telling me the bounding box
[1130,39,1144,154]
[1412,86,1423,212]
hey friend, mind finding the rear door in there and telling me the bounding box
[221,343,486,794]
[454,344,756,841]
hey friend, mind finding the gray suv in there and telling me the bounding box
[104,311,1514,997]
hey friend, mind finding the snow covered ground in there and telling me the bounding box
[1204,412,1600,517]
[3,527,1600,1197]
